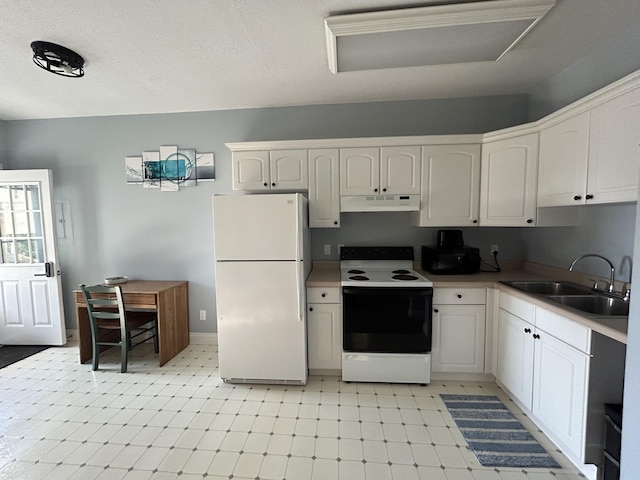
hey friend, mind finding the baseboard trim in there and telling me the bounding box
[431,372,496,382]
[189,333,218,345]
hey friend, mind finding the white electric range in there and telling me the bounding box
[340,247,434,384]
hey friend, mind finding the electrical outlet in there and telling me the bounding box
[199,310,206,321]
[491,244,499,254]
[323,244,331,255]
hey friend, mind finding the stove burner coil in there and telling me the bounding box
[349,275,369,281]
[348,269,365,274]
[392,269,411,274]
[392,274,419,281]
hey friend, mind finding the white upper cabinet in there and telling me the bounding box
[538,112,590,207]
[480,133,539,226]
[232,149,308,191]
[340,146,420,195]
[340,147,380,195]
[380,146,421,194]
[412,144,481,226]
[308,149,340,228]
[232,151,270,191]
[587,86,640,204]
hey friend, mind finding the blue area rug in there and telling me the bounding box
[441,394,561,468]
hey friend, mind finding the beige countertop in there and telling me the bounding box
[306,260,628,344]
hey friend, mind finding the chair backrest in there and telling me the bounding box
[80,284,127,336]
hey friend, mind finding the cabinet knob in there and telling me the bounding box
[309,307,313,312]
[382,188,387,192]
[473,219,478,224]
[533,333,540,339]
[433,308,439,313]
[586,194,594,200]
[374,188,378,193]
[263,182,268,187]
[321,293,326,297]
[334,221,338,225]
[272,182,276,187]
[457,294,462,299]
[573,195,582,201]
[526,219,533,224]
[524,328,531,333]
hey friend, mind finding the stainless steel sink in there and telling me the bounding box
[500,280,593,296]
[547,295,629,316]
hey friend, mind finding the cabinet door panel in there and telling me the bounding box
[307,303,342,370]
[415,145,480,226]
[380,146,421,194]
[340,147,379,195]
[497,309,534,409]
[432,304,485,373]
[480,134,538,226]
[538,112,590,207]
[308,149,340,228]
[270,150,308,190]
[232,151,270,190]
[532,331,588,460]
[588,87,640,203]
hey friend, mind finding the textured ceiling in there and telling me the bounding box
[1,0,639,120]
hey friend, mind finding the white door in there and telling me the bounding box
[307,302,342,370]
[231,151,270,191]
[380,146,421,194]
[215,260,307,383]
[480,133,539,226]
[339,147,380,195]
[497,309,534,409]
[0,170,65,345]
[308,149,340,228]
[270,150,308,191]
[414,144,481,226]
[431,304,485,373]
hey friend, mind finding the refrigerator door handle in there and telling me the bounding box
[297,275,303,321]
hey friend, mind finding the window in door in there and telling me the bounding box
[0,184,45,264]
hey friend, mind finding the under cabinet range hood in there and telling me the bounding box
[340,194,420,212]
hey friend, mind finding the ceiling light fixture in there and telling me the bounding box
[325,0,556,73]
[30,41,85,78]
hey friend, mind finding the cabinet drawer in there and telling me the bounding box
[535,307,591,353]
[307,287,340,303]
[433,288,486,305]
[499,291,534,323]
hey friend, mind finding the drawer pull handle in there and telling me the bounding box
[309,307,313,312]
[524,328,531,333]
[457,294,462,299]
[433,308,439,313]
[321,293,326,297]
[533,333,540,339]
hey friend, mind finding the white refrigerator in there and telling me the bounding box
[213,193,311,384]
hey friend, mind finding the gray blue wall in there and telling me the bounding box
[4,95,528,334]
[0,120,6,165]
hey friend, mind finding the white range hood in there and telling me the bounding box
[340,194,420,212]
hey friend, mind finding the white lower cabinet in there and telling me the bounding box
[497,291,625,476]
[432,288,486,373]
[307,287,342,372]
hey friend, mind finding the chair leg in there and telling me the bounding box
[91,333,99,371]
[121,339,128,373]
[153,319,159,354]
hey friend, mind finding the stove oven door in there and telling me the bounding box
[342,286,433,353]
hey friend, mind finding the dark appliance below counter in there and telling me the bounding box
[421,245,481,275]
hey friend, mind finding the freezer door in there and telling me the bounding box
[215,260,307,383]
[213,194,302,261]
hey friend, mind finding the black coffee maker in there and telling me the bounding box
[421,229,481,274]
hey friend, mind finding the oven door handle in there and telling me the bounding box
[342,286,433,296]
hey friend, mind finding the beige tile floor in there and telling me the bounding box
[0,343,586,480]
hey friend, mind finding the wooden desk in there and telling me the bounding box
[74,280,189,367]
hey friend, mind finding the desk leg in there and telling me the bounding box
[157,284,189,366]
[76,306,93,364]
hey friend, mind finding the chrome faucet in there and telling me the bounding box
[569,254,616,294]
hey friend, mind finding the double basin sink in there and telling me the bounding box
[500,280,629,317]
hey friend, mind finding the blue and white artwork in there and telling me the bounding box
[128,145,215,191]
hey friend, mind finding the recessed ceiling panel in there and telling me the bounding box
[336,19,536,72]
[325,0,556,73]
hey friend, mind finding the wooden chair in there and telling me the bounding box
[80,284,158,373]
